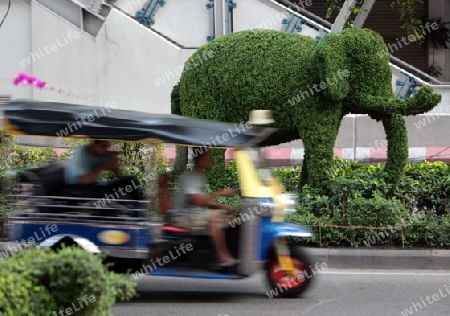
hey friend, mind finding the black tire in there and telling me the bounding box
[266,245,313,298]
[104,257,144,274]
[50,238,138,273]
[50,236,79,252]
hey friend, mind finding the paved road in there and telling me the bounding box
[112,269,450,316]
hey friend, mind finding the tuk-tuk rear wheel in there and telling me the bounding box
[266,245,313,298]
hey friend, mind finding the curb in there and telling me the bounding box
[2,242,448,270]
[163,147,450,166]
[304,248,450,270]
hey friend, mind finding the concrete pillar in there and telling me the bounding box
[446,0,450,82]
[353,0,376,29]
[213,0,227,38]
[330,0,357,33]
[428,0,446,82]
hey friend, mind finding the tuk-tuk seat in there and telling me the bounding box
[158,174,196,236]
[161,225,192,236]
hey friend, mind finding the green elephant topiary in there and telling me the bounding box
[172,27,442,188]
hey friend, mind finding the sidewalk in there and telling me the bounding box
[305,248,450,270]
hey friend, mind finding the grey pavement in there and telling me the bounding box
[112,269,450,316]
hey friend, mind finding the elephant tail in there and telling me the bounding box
[171,82,181,115]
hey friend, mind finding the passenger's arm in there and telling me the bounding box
[77,164,107,184]
[188,190,236,212]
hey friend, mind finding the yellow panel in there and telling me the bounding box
[278,255,296,271]
[235,149,288,222]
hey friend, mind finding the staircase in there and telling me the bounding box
[33,0,111,37]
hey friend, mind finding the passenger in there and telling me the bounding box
[171,148,239,267]
[64,140,144,200]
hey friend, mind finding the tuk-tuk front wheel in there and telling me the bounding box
[266,246,313,298]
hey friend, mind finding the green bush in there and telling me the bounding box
[11,145,59,171]
[0,247,136,316]
[396,161,450,215]
[338,194,409,247]
[286,159,450,248]
[273,166,302,193]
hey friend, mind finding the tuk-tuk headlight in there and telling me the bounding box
[283,193,298,215]
[248,198,276,217]
[258,201,276,216]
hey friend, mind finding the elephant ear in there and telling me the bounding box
[315,33,350,102]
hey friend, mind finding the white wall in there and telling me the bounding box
[31,2,99,105]
[151,0,210,47]
[30,3,195,113]
[429,85,450,113]
[95,9,191,113]
[233,0,288,31]
[0,0,33,99]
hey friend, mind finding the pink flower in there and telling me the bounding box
[36,81,46,89]
[27,76,37,84]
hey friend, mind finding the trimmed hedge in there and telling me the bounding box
[0,247,136,316]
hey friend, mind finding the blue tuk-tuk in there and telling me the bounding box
[0,100,314,298]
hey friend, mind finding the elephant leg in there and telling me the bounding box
[298,111,342,188]
[207,148,227,192]
[301,133,338,188]
[381,114,408,187]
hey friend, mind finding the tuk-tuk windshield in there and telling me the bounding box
[247,147,275,186]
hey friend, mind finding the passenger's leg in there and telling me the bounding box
[208,210,238,266]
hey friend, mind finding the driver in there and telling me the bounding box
[171,148,239,267]
[64,140,144,200]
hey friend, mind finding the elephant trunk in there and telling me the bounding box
[381,114,408,187]
[360,85,442,117]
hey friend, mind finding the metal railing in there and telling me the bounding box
[275,0,332,28]
[275,0,449,88]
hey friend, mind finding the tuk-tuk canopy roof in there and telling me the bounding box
[1,100,275,147]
